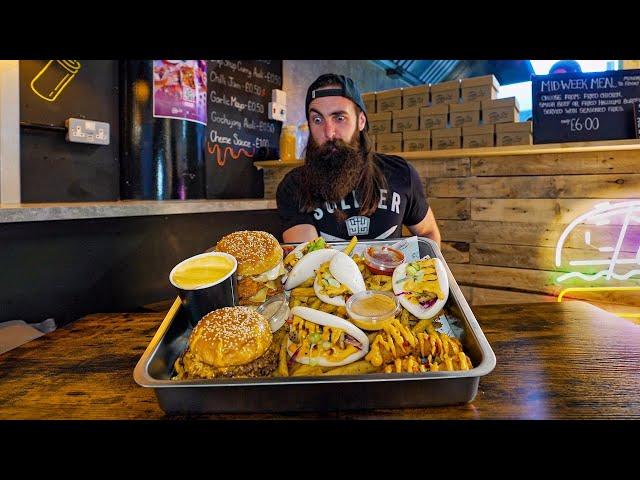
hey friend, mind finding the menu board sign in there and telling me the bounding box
[532,69,640,144]
[206,60,282,198]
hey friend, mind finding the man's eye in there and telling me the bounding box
[336,115,346,122]
[312,117,322,124]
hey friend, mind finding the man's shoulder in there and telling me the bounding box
[373,152,412,174]
[279,166,305,188]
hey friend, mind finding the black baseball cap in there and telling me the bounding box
[305,74,369,129]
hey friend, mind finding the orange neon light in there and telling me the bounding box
[207,142,254,167]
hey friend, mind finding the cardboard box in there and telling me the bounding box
[402,84,429,109]
[403,130,430,151]
[362,92,376,114]
[368,111,392,135]
[376,132,402,153]
[430,79,460,105]
[461,75,500,102]
[450,101,481,128]
[420,104,448,130]
[431,127,461,150]
[462,124,494,148]
[392,107,420,132]
[482,97,520,124]
[377,88,402,112]
[495,121,533,146]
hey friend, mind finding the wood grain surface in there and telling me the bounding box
[1,301,639,419]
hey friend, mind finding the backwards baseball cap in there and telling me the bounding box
[305,73,368,129]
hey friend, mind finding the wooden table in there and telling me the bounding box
[1,301,639,419]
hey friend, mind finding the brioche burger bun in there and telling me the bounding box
[176,306,278,379]
[215,231,285,305]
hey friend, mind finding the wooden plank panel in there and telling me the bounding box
[472,221,640,253]
[409,158,470,180]
[459,285,472,302]
[428,174,640,199]
[467,287,640,321]
[470,287,556,306]
[472,150,640,176]
[470,243,639,276]
[441,241,469,263]
[439,220,475,242]
[429,198,471,220]
[431,198,470,220]
[471,198,633,224]
[450,263,640,305]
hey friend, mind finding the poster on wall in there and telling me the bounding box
[153,60,207,125]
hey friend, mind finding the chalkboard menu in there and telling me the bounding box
[206,60,282,198]
[532,69,640,144]
[635,102,640,139]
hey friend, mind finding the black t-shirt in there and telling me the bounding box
[276,153,428,240]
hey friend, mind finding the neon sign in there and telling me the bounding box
[555,200,640,317]
[30,60,81,102]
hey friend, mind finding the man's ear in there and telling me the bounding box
[358,111,366,132]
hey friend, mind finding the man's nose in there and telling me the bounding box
[323,122,336,140]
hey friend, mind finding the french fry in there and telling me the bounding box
[400,307,410,326]
[291,287,316,298]
[300,277,315,288]
[322,360,378,376]
[291,364,325,377]
[412,319,432,334]
[365,275,393,291]
[335,306,347,318]
[275,334,289,377]
[291,298,302,308]
[308,297,322,309]
[318,302,337,314]
[343,236,358,256]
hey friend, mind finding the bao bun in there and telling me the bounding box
[215,230,283,277]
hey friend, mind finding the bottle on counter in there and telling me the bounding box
[279,125,297,161]
[296,121,309,160]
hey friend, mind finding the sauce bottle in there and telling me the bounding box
[279,125,297,161]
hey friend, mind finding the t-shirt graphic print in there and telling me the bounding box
[277,153,428,241]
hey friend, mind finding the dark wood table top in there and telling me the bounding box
[1,301,639,420]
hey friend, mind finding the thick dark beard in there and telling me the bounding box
[302,131,364,205]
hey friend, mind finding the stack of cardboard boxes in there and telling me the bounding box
[361,75,533,152]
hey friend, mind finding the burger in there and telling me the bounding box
[173,306,279,379]
[215,230,285,306]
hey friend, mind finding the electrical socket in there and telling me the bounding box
[268,102,286,122]
[65,118,110,145]
[271,89,287,105]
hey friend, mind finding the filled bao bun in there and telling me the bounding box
[288,306,369,367]
[313,251,366,306]
[284,248,338,290]
[283,237,329,271]
[392,257,449,319]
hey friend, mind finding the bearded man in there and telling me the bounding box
[276,73,441,245]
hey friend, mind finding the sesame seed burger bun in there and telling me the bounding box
[176,306,279,379]
[215,230,283,277]
[189,306,272,367]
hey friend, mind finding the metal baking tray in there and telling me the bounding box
[134,237,496,414]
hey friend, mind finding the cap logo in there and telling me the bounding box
[310,88,344,101]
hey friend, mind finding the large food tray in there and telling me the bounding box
[134,237,496,414]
